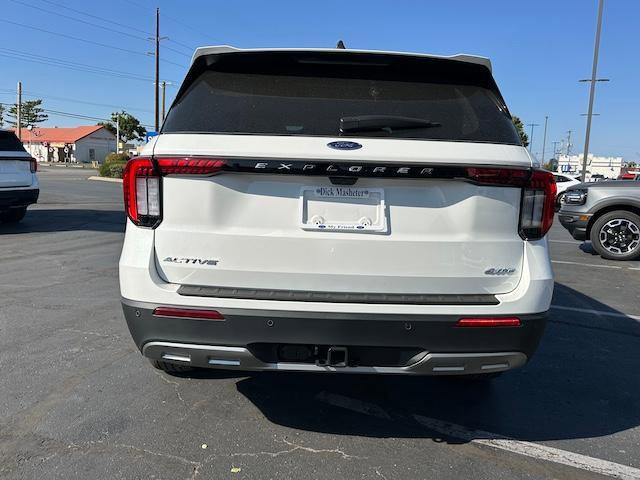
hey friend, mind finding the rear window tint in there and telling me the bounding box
[0,131,26,152]
[163,52,521,146]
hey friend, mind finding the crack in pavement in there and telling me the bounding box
[153,370,185,404]
[222,437,365,461]
[66,440,202,480]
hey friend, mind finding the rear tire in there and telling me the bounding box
[149,359,194,374]
[0,207,27,223]
[590,210,640,260]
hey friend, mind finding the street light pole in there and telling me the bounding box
[580,0,605,182]
[526,123,539,154]
[116,113,120,155]
[16,81,22,140]
[154,7,160,132]
[541,116,549,165]
[161,80,166,123]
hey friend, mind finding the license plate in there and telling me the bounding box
[299,186,387,232]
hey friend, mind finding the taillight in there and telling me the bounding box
[153,306,225,320]
[519,170,556,240]
[30,158,37,173]
[464,167,556,240]
[464,167,530,187]
[456,317,521,327]
[122,156,225,228]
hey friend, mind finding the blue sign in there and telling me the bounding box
[145,131,159,143]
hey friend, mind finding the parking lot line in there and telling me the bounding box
[550,304,640,322]
[549,239,583,244]
[317,392,640,480]
[413,415,640,480]
[551,260,622,269]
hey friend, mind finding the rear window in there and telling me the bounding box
[163,51,521,145]
[0,131,27,152]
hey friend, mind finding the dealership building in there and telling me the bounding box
[556,153,623,178]
[15,125,116,164]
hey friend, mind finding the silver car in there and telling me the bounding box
[559,180,640,260]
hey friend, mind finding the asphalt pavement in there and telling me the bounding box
[0,167,638,480]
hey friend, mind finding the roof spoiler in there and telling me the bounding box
[190,45,492,72]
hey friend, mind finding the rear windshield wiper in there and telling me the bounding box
[340,115,441,134]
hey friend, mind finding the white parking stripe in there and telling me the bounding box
[552,260,622,269]
[550,304,640,322]
[413,415,640,480]
[549,239,583,244]
[317,392,640,479]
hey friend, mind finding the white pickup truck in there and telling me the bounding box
[0,130,39,223]
[119,46,556,378]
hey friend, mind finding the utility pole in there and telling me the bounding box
[115,113,120,155]
[566,130,572,155]
[541,116,549,165]
[552,141,561,159]
[161,80,166,123]
[16,81,22,140]
[579,0,607,182]
[526,123,539,153]
[154,7,160,132]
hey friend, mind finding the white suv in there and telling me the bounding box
[119,46,556,377]
[0,130,39,223]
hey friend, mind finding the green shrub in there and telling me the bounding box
[99,152,129,178]
[104,152,130,165]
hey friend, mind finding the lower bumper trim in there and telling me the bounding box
[142,341,527,375]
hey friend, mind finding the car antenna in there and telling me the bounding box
[336,40,346,49]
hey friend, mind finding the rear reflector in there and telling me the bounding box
[456,317,521,327]
[153,307,225,320]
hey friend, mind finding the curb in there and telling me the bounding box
[88,176,123,184]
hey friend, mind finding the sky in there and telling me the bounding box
[1,0,638,162]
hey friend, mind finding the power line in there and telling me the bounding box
[0,18,149,58]
[33,0,194,54]
[119,0,212,47]
[9,0,192,60]
[0,88,152,114]
[36,0,152,36]
[0,102,154,128]
[8,0,149,42]
[0,48,179,83]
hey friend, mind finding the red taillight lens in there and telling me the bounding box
[122,156,226,228]
[153,307,225,320]
[123,157,158,227]
[465,167,530,187]
[519,170,556,240]
[456,317,521,327]
[156,157,225,175]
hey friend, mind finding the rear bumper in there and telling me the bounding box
[558,210,591,241]
[0,188,39,210]
[122,298,546,375]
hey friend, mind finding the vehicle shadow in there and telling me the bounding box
[224,283,639,443]
[0,209,124,234]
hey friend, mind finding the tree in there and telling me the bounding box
[7,99,48,128]
[0,104,5,128]
[511,115,529,147]
[98,111,147,143]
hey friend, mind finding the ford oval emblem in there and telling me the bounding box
[327,141,362,151]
